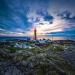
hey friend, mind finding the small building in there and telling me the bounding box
[35,39,52,46]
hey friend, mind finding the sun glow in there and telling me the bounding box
[27,17,67,38]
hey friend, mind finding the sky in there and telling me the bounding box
[0,0,75,39]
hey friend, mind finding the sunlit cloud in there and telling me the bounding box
[26,13,75,39]
[0,0,75,39]
[28,17,67,35]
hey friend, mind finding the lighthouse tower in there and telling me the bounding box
[34,28,37,40]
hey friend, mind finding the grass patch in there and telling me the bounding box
[50,45,64,52]
[7,47,25,53]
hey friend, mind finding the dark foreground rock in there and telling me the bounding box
[0,48,75,75]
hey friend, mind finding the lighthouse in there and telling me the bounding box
[34,28,37,40]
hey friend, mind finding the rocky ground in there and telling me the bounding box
[0,44,75,75]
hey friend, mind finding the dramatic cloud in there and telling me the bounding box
[57,10,75,20]
[0,0,75,40]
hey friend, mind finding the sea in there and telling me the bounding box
[0,36,75,41]
[0,36,30,41]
